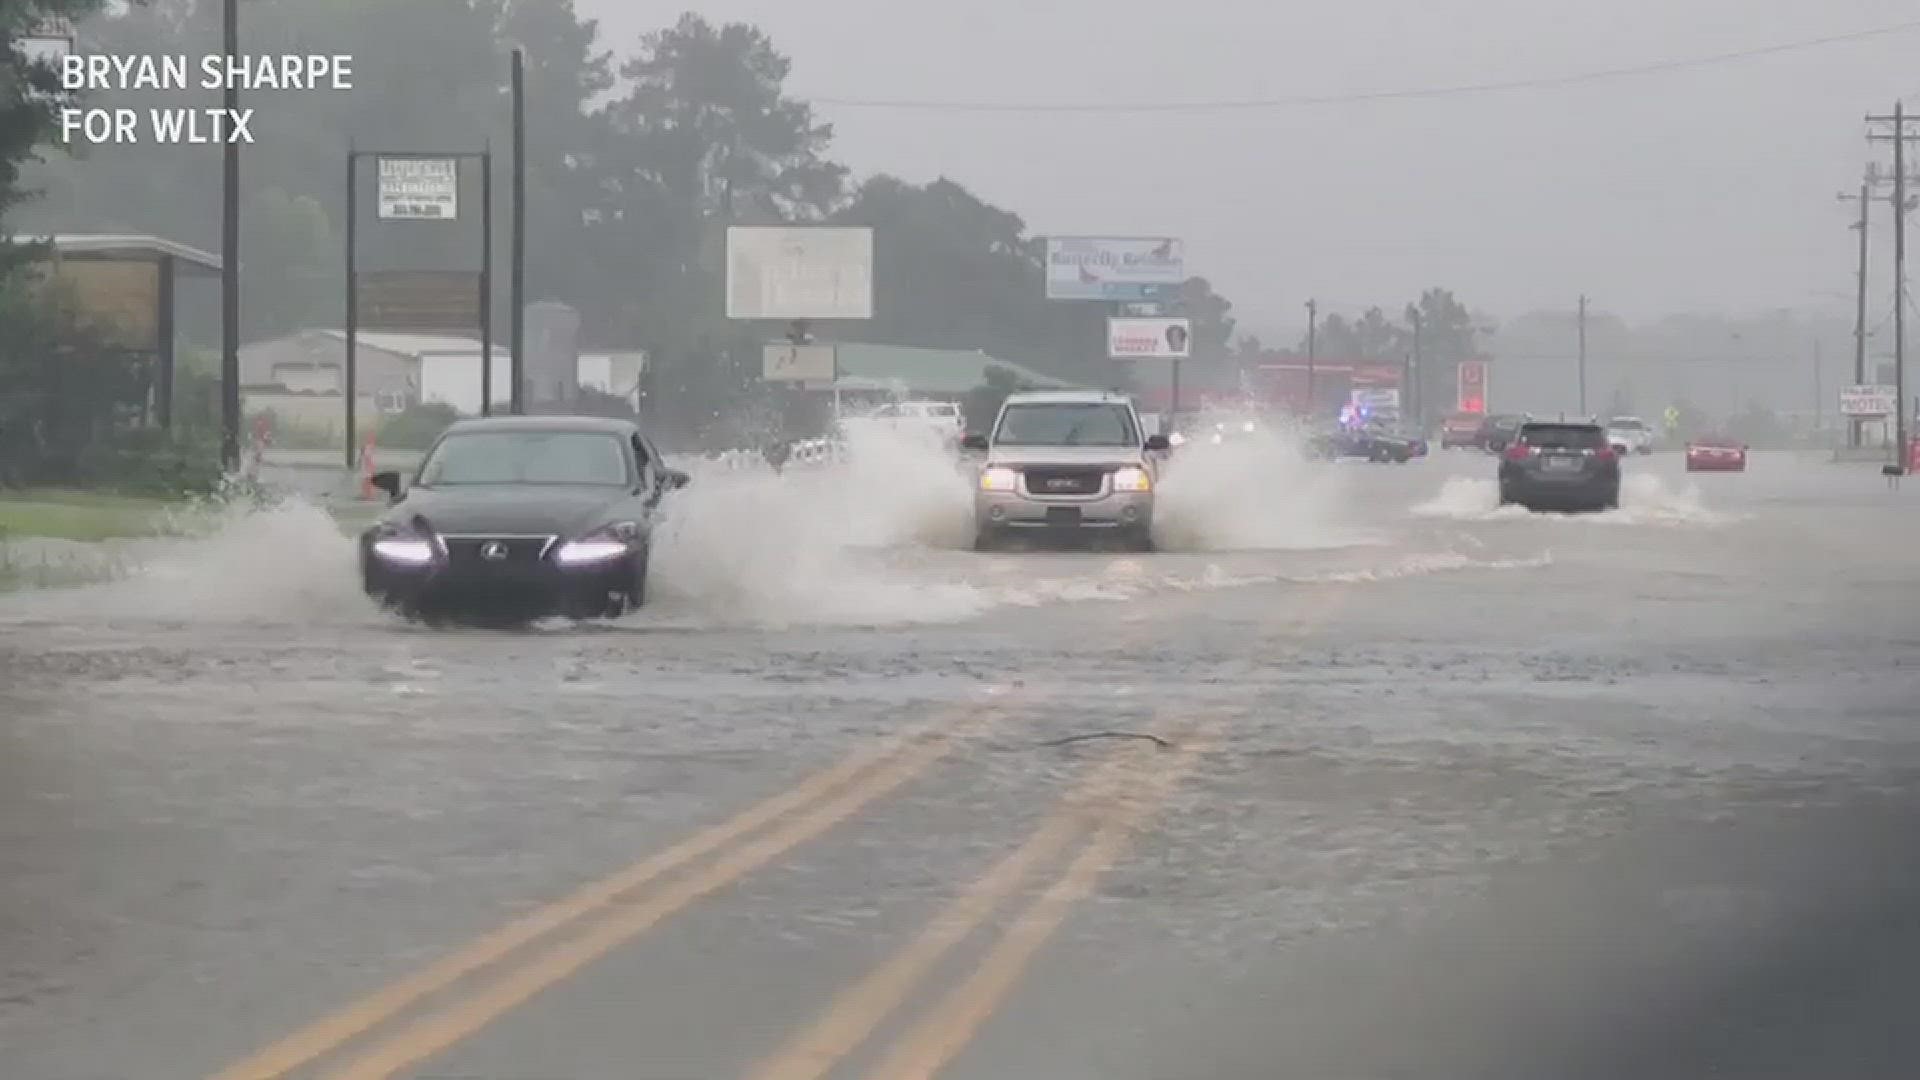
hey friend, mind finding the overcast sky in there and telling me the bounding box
[578,0,1920,338]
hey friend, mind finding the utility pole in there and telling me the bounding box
[1305,299,1317,415]
[1868,103,1912,473]
[1841,169,1874,448]
[1406,305,1422,426]
[1813,337,1823,435]
[1576,295,1589,416]
[343,140,356,471]
[219,0,240,472]
[510,48,527,415]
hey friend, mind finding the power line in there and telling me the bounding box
[811,19,1920,114]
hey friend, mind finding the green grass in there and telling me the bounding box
[0,491,182,541]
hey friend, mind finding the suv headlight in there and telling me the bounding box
[1112,467,1151,492]
[979,466,1019,492]
[554,521,640,566]
[369,520,438,565]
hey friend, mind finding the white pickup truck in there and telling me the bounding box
[1605,416,1655,455]
[836,400,966,450]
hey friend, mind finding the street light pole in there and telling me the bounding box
[1842,175,1872,448]
[510,47,527,415]
[1577,294,1589,416]
[1305,299,1317,415]
[219,0,240,472]
[1407,306,1422,426]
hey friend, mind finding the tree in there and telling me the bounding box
[1174,276,1234,362]
[1605,383,1636,419]
[1,0,121,274]
[1292,307,1405,364]
[1410,287,1477,422]
[239,186,335,340]
[610,13,846,226]
[962,363,1031,432]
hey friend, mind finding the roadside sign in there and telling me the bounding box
[355,270,481,332]
[762,342,837,382]
[1046,237,1184,301]
[21,16,75,64]
[1456,360,1487,413]
[727,226,874,321]
[1351,388,1400,412]
[1107,317,1192,360]
[1840,384,1898,417]
[376,157,459,221]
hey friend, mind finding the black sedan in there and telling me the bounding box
[1309,424,1423,463]
[361,416,689,622]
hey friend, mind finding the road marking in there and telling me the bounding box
[857,725,1215,1080]
[210,705,998,1080]
[315,712,999,1080]
[742,732,1176,1080]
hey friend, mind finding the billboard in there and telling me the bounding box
[355,270,480,332]
[1457,359,1488,413]
[1046,236,1184,301]
[762,342,837,382]
[376,157,459,221]
[726,226,874,320]
[1350,388,1401,414]
[1107,317,1192,360]
[1840,384,1897,417]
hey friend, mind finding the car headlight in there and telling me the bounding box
[555,522,640,566]
[979,466,1019,492]
[371,537,436,565]
[1112,467,1151,492]
[369,520,439,565]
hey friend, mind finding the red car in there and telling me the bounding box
[1685,436,1747,472]
[1439,413,1484,449]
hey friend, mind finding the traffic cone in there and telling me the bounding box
[360,430,378,500]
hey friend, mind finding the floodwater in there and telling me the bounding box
[3,433,1917,1079]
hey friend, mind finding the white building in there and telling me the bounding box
[239,329,644,421]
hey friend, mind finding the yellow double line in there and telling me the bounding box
[209,706,1002,1080]
[748,717,1216,1080]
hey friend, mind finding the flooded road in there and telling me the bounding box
[3,443,1918,1079]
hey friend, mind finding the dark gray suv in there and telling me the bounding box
[1497,420,1620,512]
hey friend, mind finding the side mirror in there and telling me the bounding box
[1143,434,1171,452]
[370,470,402,500]
[663,468,691,490]
[960,433,989,452]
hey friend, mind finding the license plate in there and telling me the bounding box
[1045,507,1082,526]
[1542,455,1584,472]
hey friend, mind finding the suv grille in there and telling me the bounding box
[1022,467,1105,495]
[444,537,553,569]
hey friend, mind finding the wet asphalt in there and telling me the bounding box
[2,448,1918,1080]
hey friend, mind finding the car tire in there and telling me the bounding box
[973,528,1000,552]
[1122,526,1155,553]
[627,543,650,610]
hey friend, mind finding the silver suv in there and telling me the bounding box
[961,390,1168,551]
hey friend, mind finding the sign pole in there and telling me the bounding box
[1305,299,1317,415]
[480,144,494,417]
[220,0,241,473]
[344,144,358,472]
[510,48,527,416]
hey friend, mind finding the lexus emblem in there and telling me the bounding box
[479,541,508,561]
